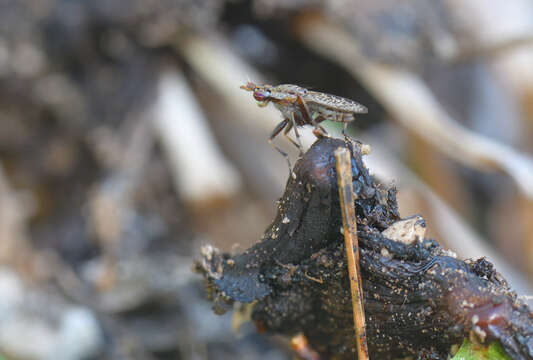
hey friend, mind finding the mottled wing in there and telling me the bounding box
[305,91,368,113]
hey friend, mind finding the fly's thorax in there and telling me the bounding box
[273,101,305,123]
[268,84,307,102]
[275,84,307,95]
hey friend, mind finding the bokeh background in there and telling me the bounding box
[0,0,532,359]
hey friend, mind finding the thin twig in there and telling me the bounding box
[334,147,369,360]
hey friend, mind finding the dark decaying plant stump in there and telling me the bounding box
[194,137,533,359]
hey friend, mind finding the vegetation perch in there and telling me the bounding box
[194,137,533,359]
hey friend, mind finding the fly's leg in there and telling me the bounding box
[269,119,293,173]
[342,121,352,145]
[342,122,348,137]
[296,95,326,138]
[282,120,299,149]
[341,113,355,142]
[286,112,304,156]
[313,113,328,137]
[341,113,348,137]
[296,95,312,124]
[282,121,300,149]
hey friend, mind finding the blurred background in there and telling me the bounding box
[0,0,532,359]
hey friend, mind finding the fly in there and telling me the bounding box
[241,82,367,164]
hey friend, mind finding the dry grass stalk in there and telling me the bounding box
[334,147,369,360]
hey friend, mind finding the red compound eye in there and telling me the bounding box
[253,91,266,101]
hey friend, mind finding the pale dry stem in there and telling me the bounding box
[335,147,369,360]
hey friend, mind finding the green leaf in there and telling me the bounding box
[452,339,511,360]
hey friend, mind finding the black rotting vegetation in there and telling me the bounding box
[195,137,533,359]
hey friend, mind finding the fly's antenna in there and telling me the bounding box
[240,76,257,91]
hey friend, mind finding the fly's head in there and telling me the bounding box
[240,82,272,107]
[240,82,307,107]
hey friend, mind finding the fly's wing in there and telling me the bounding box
[305,91,368,114]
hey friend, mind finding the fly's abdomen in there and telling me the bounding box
[311,105,355,123]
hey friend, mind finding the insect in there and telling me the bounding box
[240,82,367,163]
